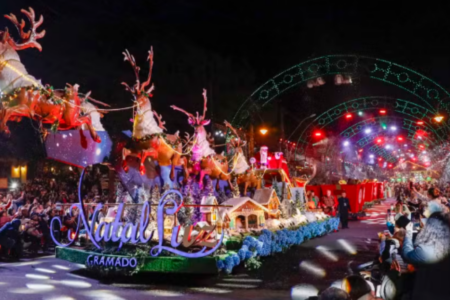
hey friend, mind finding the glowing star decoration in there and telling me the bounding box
[50,169,224,258]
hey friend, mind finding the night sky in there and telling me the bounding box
[2,1,450,143]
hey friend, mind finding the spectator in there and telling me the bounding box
[342,275,374,300]
[318,287,350,300]
[402,212,450,265]
[321,190,336,215]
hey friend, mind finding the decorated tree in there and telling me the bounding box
[231,178,241,198]
[272,178,282,200]
[202,177,214,197]
[150,186,161,204]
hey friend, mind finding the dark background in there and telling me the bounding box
[2,0,450,155]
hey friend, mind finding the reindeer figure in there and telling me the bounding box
[171,89,215,162]
[0,8,102,142]
[224,120,260,195]
[172,90,233,189]
[0,7,45,93]
[121,48,181,182]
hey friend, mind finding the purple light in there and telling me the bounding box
[343,141,350,147]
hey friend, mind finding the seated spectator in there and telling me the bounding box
[318,287,350,300]
[403,212,450,265]
[342,275,374,300]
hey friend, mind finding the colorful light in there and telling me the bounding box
[345,113,353,119]
[419,144,425,149]
[379,109,387,114]
[343,141,350,147]
[378,157,382,161]
[390,126,397,131]
[358,111,363,116]
[358,149,363,153]
[369,154,374,158]
[259,128,268,135]
[376,138,383,144]
[388,164,393,168]
[434,115,444,123]
[314,131,323,137]
[364,128,372,134]
[417,120,424,125]
[397,136,404,141]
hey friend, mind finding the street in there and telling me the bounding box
[0,201,389,300]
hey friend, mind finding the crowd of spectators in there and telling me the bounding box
[300,180,450,300]
[0,165,109,258]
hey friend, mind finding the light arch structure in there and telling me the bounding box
[232,55,450,128]
[295,97,448,158]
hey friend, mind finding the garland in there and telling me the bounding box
[132,132,181,149]
[216,217,339,274]
[0,85,55,104]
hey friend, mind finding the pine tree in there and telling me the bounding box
[295,190,304,212]
[272,178,281,200]
[203,177,214,197]
[217,189,227,204]
[190,178,203,223]
[231,177,241,198]
[150,186,161,204]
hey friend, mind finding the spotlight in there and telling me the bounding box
[434,115,444,123]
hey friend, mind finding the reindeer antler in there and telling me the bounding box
[4,7,46,51]
[121,49,140,95]
[121,47,155,97]
[170,105,194,119]
[202,89,208,120]
[152,110,167,131]
[140,47,154,93]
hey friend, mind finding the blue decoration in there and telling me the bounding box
[216,217,339,274]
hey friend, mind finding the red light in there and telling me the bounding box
[417,121,424,125]
[397,136,404,141]
[358,149,363,152]
[268,156,272,160]
[379,109,387,114]
[412,157,417,161]
[419,144,425,149]
[378,157,382,161]
[388,164,393,168]
[345,113,353,119]
[376,138,383,144]
[313,131,323,137]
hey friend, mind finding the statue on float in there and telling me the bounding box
[171,90,231,189]
[0,7,103,142]
[121,48,182,182]
[224,120,261,195]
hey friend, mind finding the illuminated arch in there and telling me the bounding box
[232,55,450,127]
[295,97,447,157]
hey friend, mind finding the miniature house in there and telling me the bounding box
[252,188,281,219]
[200,195,219,225]
[219,197,268,232]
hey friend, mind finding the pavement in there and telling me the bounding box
[0,199,392,300]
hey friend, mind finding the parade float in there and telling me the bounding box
[0,7,339,275]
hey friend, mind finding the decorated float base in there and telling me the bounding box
[56,247,221,274]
